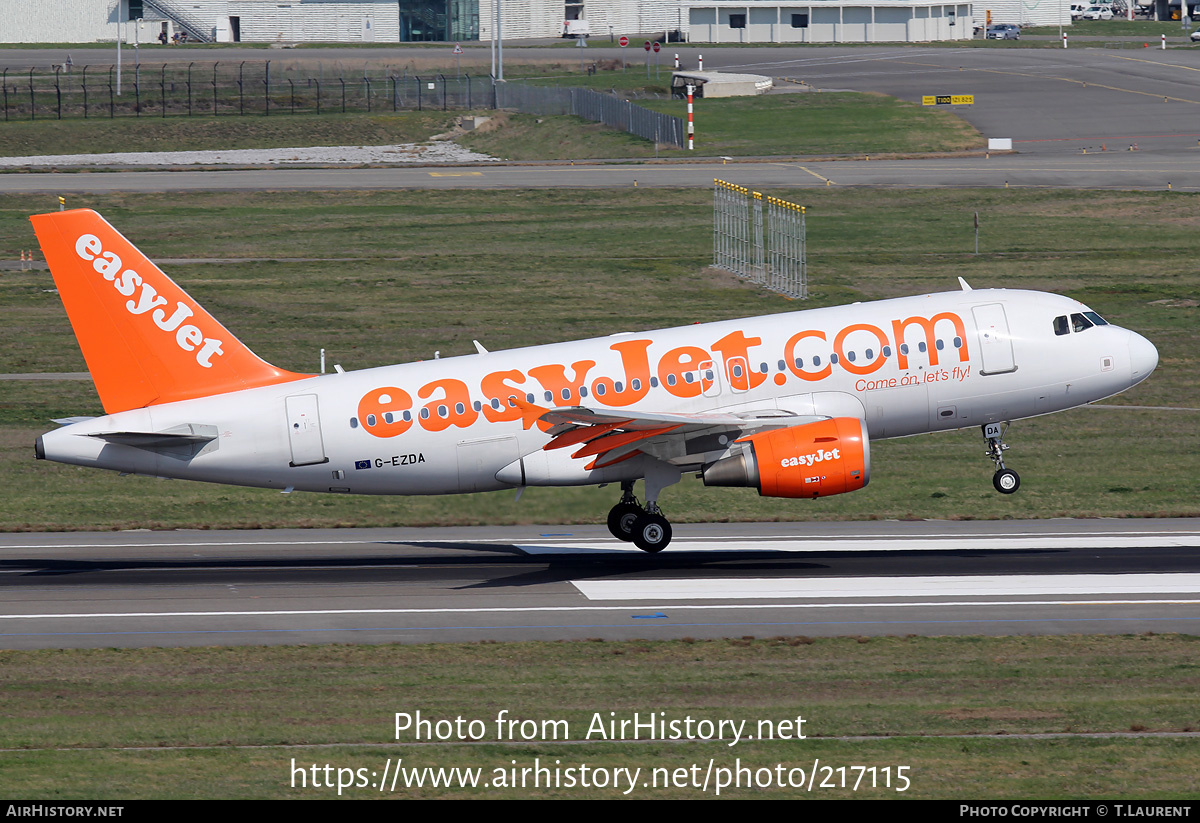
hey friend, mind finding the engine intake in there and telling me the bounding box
[701,417,870,498]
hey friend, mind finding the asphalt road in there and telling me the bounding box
[3,519,1199,648]
[5,151,1199,193]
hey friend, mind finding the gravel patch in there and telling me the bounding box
[0,142,497,167]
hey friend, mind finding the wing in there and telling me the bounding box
[513,397,825,471]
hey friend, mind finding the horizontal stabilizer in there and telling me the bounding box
[51,416,97,427]
[85,424,218,458]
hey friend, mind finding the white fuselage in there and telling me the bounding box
[38,288,1157,496]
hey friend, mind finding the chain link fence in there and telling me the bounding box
[713,179,808,299]
[0,61,684,148]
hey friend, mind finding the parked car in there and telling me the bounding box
[986,23,1021,39]
[1070,3,1086,18]
[1192,28,1200,42]
[1083,5,1115,19]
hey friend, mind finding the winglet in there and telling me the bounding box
[30,209,309,414]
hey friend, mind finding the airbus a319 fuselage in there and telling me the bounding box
[31,210,1158,552]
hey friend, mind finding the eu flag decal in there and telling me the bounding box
[354,460,371,470]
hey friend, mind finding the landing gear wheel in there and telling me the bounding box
[632,511,672,553]
[993,468,1020,494]
[607,501,643,542]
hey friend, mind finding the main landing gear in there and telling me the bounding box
[983,422,1020,494]
[606,472,677,554]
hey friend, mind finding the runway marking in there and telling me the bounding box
[1107,54,1200,74]
[973,66,1200,106]
[573,574,1200,601]
[798,165,833,185]
[427,172,483,177]
[2,530,1199,557]
[2,599,1198,622]
[515,534,1200,554]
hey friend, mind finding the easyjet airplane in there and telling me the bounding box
[31,209,1158,552]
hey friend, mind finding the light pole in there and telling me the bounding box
[116,0,123,95]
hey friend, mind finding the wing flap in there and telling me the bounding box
[521,398,831,468]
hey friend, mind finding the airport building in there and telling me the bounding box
[3,1,1074,46]
[687,2,976,43]
[0,1,682,44]
[971,0,1068,26]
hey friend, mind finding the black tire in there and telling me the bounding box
[632,512,672,553]
[993,468,1021,494]
[607,502,643,542]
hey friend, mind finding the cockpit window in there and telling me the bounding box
[1053,315,1070,336]
[1083,311,1108,326]
[1071,313,1094,333]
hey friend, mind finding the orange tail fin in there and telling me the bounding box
[31,208,308,414]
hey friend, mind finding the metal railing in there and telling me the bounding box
[0,61,685,148]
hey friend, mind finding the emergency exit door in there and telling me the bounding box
[972,303,1017,375]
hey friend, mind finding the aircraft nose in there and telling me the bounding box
[1128,331,1158,385]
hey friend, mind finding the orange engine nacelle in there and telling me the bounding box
[701,417,870,499]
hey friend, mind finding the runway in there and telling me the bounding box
[3,519,1199,649]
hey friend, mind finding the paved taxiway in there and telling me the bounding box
[5,151,1200,193]
[2,519,1198,649]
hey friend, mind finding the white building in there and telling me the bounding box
[0,1,1007,45]
[688,2,975,42]
[0,1,685,44]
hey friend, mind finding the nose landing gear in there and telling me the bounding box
[983,422,1020,494]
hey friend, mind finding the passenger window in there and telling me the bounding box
[1071,313,1093,333]
[1053,315,1070,336]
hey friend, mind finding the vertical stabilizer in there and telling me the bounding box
[31,209,308,414]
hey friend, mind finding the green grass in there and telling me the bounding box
[0,87,981,161]
[1,187,1197,531]
[639,92,982,156]
[463,91,984,160]
[1027,19,1198,36]
[2,635,1200,798]
[459,111,671,159]
[0,112,457,157]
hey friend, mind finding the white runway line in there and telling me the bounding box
[516,534,1200,554]
[572,573,1200,601]
[3,598,1199,622]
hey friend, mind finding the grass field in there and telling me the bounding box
[0,88,982,161]
[2,635,1199,798]
[1,186,1196,531]
[1027,19,1198,36]
[0,112,459,157]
